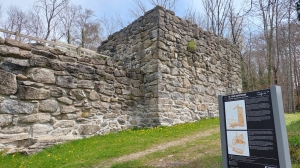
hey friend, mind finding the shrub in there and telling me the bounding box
[187,41,197,53]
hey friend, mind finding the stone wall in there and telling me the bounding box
[98,6,242,126]
[0,38,144,154]
[0,6,242,154]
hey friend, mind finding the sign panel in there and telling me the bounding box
[218,86,291,168]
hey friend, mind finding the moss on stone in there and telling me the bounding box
[187,41,196,53]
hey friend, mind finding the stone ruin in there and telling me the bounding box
[0,6,242,154]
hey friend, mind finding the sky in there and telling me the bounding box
[0,0,197,23]
[0,0,247,37]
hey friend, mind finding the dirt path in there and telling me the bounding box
[97,127,219,168]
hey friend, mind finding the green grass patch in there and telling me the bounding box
[114,132,222,168]
[1,112,299,168]
[285,112,300,125]
[0,118,219,168]
[114,113,300,168]
[286,112,300,166]
[287,119,300,165]
[111,160,149,168]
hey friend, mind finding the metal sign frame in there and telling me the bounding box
[218,85,291,168]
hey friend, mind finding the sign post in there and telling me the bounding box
[218,86,291,168]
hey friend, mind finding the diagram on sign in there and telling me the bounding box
[227,131,250,156]
[225,100,247,130]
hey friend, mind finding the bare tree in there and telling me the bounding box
[201,0,232,36]
[115,13,126,29]
[228,1,244,48]
[81,22,103,50]
[76,8,102,49]
[99,14,118,37]
[58,3,80,44]
[24,7,44,38]
[287,0,295,113]
[3,5,27,39]
[34,0,70,40]
[148,0,178,11]
[183,2,207,28]
[0,4,2,23]
[130,0,148,19]
[257,0,276,86]
[130,0,178,19]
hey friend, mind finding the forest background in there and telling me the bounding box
[0,0,298,113]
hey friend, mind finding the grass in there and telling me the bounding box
[113,112,300,168]
[287,120,300,167]
[285,112,300,125]
[111,132,222,168]
[1,112,300,168]
[0,118,219,168]
[285,112,300,167]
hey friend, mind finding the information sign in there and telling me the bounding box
[218,86,291,168]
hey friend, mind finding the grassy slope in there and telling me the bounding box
[1,113,300,168]
[0,118,219,168]
[113,113,300,168]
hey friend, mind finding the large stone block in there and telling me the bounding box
[50,86,66,97]
[19,86,50,100]
[141,64,158,73]
[51,128,72,136]
[88,90,100,101]
[77,64,95,74]
[0,45,20,57]
[0,126,30,134]
[0,100,34,114]
[0,133,30,142]
[19,113,51,123]
[58,55,77,62]
[60,105,80,113]
[29,55,51,67]
[49,48,65,55]
[66,63,95,75]
[79,124,100,135]
[53,120,75,129]
[27,68,55,84]
[39,100,58,113]
[171,92,184,100]
[71,89,86,100]
[183,78,191,88]
[205,86,215,96]
[115,77,130,85]
[32,124,52,137]
[131,88,144,97]
[0,69,17,95]
[56,76,78,88]
[95,82,115,96]
[191,85,205,94]
[57,97,73,105]
[5,38,32,51]
[197,104,208,111]
[91,101,110,109]
[103,113,117,119]
[77,80,94,89]
[114,70,126,77]
[0,57,30,74]
[0,114,13,127]
[145,72,161,83]
[31,49,57,59]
